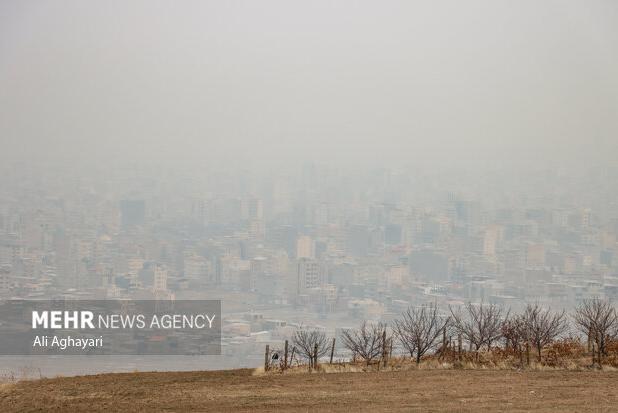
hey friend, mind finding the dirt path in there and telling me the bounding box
[1,368,617,412]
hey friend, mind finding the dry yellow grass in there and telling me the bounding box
[1,368,618,412]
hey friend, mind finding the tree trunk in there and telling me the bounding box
[518,344,523,365]
[592,342,597,367]
[442,330,447,353]
[457,334,462,360]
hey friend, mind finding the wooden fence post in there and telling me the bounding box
[382,330,388,367]
[329,338,336,364]
[284,340,289,370]
[264,344,270,372]
[525,342,530,366]
[313,342,319,370]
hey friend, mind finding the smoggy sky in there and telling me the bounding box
[1,0,617,168]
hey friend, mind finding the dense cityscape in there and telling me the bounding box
[1,162,616,372]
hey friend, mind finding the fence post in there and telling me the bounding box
[313,342,319,370]
[382,330,388,367]
[525,342,530,366]
[284,340,289,370]
[329,338,336,364]
[265,344,270,372]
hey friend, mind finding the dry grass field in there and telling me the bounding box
[1,368,618,412]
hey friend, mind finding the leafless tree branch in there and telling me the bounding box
[393,302,449,364]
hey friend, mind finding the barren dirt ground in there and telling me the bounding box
[1,369,618,412]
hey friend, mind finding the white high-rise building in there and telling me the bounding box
[154,264,168,292]
[296,235,315,259]
[483,226,498,256]
[297,258,326,295]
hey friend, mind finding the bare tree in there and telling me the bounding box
[292,329,329,370]
[393,320,417,360]
[520,303,568,361]
[341,321,386,366]
[502,316,521,349]
[449,303,506,356]
[573,299,618,364]
[501,315,528,364]
[393,303,450,364]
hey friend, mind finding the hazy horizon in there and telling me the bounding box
[1,0,617,168]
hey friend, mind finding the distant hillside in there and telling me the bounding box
[1,368,618,412]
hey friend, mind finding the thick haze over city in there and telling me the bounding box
[2,0,617,166]
[0,1,617,376]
